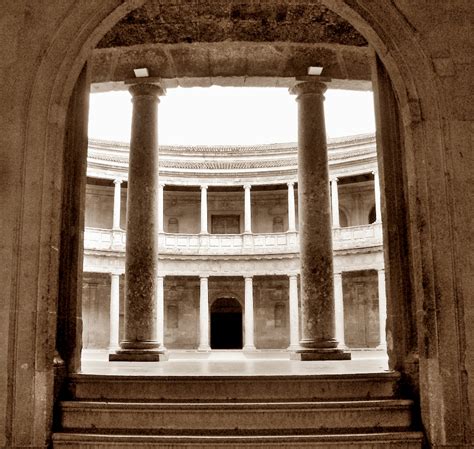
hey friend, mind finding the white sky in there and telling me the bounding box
[88,87,375,145]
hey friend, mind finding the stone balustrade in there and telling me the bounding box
[83,223,382,256]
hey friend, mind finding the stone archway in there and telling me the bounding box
[210,297,243,350]
[7,2,469,447]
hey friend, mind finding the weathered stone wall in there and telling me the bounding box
[339,181,375,227]
[254,276,290,349]
[164,276,200,349]
[85,185,115,229]
[342,270,379,348]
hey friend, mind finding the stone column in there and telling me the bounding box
[200,185,208,234]
[113,179,123,230]
[243,276,255,350]
[198,276,210,351]
[158,183,165,233]
[110,83,166,361]
[330,177,340,228]
[288,274,300,350]
[289,81,349,360]
[333,272,346,348]
[244,184,252,233]
[109,273,120,351]
[287,182,296,232]
[157,275,165,349]
[373,170,382,223]
[377,268,387,349]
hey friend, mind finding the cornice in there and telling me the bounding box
[87,133,377,176]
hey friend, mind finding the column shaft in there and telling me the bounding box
[244,184,252,233]
[333,272,346,348]
[377,269,387,349]
[158,183,164,233]
[331,178,340,228]
[157,275,165,349]
[113,179,122,230]
[373,170,382,222]
[199,276,210,351]
[110,83,166,361]
[109,273,120,350]
[244,276,255,350]
[287,182,296,232]
[201,185,208,234]
[288,275,299,349]
[289,81,349,361]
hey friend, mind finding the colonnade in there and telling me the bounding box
[109,78,381,361]
[111,179,300,234]
[106,269,386,352]
[109,169,380,234]
[108,273,302,353]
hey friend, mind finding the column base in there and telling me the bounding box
[109,349,168,362]
[198,346,211,352]
[243,345,256,352]
[287,344,301,351]
[290,348,351,361]
[376,343,387,350]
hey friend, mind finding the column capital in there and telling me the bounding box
[244,275,253,282]
[287,181,295,188]
[113,178,124,185]
[330,176,339,183]
[289,81,327,98]
[372,169,379,176]
[243,183,252,190]
[157,274,165,280]
[128,83,165,99]
[158,182,166,188]
[200,274,210,280]
[200,184,208,191]
[288,274,298,280]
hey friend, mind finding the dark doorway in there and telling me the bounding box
[210,297,243,349]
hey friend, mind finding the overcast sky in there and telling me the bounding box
[88,87,375,145]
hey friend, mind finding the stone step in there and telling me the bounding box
[59,399,414,433]
[52,431,424,448]
[69,372,399,402]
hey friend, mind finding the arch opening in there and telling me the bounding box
[17,0,459,445]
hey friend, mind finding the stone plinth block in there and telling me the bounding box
[109,350,168,362]
[290,349,351,361]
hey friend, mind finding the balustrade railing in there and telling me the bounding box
[83,223,382,255]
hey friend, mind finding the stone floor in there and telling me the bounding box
[80,349,389,376]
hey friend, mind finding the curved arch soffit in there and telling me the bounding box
[211,293,243,309]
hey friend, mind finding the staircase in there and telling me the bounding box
[52,372,423,448]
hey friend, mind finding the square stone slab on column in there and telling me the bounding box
[290,349,351,361]
[109,351,169,362]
